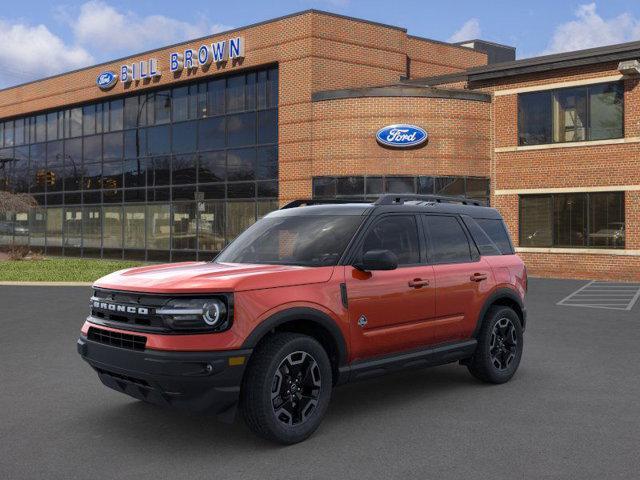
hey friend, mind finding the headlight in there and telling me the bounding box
[157,297,230,332]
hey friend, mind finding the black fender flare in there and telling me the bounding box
[242,307,349,368]
[472,288,526,337]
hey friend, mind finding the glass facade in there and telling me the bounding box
[312,175,490,205]
[0,66,279,260]
[519,192,625,249]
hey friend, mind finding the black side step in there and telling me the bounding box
[338,339,477,383]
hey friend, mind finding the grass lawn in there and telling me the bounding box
[0,258,146,282]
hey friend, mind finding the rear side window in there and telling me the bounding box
[361,215,420,265]
[475,218,514,254]
[462,216,502,256]
[423,215,472,264]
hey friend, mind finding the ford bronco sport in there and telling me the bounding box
[78,194,527,444]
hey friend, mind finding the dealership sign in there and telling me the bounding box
[376,124,428,148]
[96,71,118,90]
[97,36,245,90]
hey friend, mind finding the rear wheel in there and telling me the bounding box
[467,306,523,384]
[240,333,332,444]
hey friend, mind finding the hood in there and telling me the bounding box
[93,262,335,294]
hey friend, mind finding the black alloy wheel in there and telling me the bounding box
[241,332,332,444]
[489,317,518,371]
[271,351,322,426]
[467,306,523,384]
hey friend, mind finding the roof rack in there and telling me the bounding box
[281,199,372,209]
[374,194,483,206]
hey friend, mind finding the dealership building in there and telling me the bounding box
[0,10,638,280]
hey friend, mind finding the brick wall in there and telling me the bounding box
[480,63,640,281]
[309,95,491,180]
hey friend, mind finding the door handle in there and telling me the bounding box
[470,273,488,282]
[408,278,430,288]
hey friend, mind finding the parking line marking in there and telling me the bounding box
[557,281,640,311]
[556,281,594,305]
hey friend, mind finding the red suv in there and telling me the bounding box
[78,195,527,444]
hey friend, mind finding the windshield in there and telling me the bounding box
[215,215,364,267]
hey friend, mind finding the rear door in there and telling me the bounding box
[346,214,436,360]
[422,214,493,343]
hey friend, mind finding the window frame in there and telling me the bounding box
[518,192,625,249]
[349,213,426,268]
[421,213,480,265]
[517,81,624,146]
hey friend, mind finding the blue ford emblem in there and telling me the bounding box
[376,124,428,148]
[96,71,118,90]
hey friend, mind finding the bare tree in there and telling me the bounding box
[0,191,37,215]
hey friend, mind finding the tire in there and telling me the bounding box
[467,306,523,384]
[240,333,333,444]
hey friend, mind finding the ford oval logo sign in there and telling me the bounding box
[96,71,118,90]
[376,124,428,148]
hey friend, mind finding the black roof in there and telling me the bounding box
[466,39,640,82]
[273,196,502,219]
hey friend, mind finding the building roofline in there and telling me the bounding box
[467,40,640,81]
[406,34,482,53]
[0,9,408,94]
[401,71,469,86]
[453,39,516,51]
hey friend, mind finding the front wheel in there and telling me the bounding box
[467,306,523,384]
[240,333,332,444]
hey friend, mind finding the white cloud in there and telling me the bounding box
[448,18,481,43]
[71,1,231,55]
[542,3,640,54]
[0,1,233,88]
[0,20,93,88]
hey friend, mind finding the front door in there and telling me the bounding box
[346,214,436,360]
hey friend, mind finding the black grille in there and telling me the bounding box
[90,289,168,331]
[88,327,147,351]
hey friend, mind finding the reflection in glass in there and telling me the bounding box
[124,205,145,249]
[172,202,196,250]
[63,207,82,248]
[46,208,63,247]
[103,206,122,248]
[147,204,170,250]
[227,201,255,241]
[198,201,225,252]
[83,206,101,249]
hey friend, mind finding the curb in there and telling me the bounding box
[0,281,94,286]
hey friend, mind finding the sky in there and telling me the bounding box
[2,0,640,88]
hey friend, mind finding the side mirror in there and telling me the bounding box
[355,249,398,271]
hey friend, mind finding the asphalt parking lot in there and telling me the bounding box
[1,278,639,480]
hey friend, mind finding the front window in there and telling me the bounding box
[519,192,625,248]
[518,82,623,146]
[216,215,363,266]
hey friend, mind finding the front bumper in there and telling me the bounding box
[77,335,251,418]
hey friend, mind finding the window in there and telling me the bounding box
[519,192,624,248]
[217,214,363,266]
[475,218,513,254]
[313,176,489,204]
[424,215,472,264]
[518,82,623,145]
[0,66,277,259]
[361,216,420,265]
[462,216,502,256]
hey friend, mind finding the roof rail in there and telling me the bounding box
[281,199,372,209]
[374,194,483,206]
